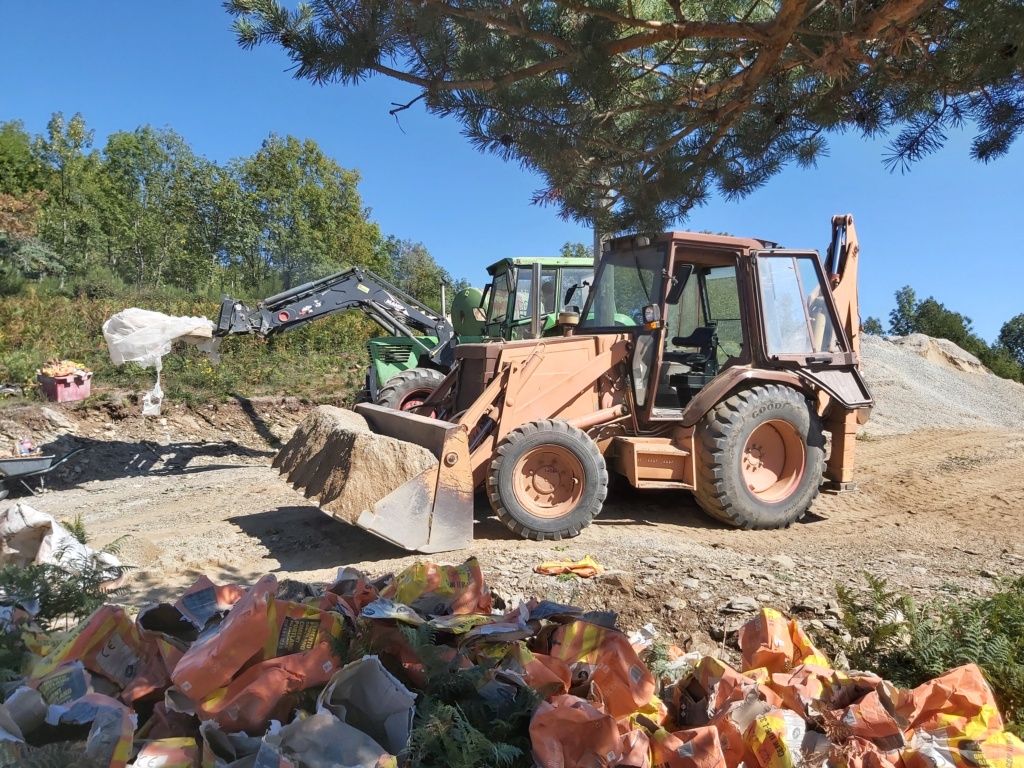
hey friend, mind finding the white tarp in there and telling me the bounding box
[0,503,121,573]
[102,308,220,415]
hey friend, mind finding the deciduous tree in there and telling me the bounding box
[999,314,1024,368]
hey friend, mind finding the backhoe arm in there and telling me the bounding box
[215,267,457,368]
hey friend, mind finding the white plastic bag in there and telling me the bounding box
[102,308,215,371]
[102,308,217,416]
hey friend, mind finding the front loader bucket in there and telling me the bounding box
[273,404,474,553]
[354,404,474,553]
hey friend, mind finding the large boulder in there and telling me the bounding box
[273,406,437,524]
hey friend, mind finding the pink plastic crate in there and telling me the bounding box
[37,372,92,403]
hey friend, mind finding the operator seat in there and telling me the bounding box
[665,325,719,408]
[663,325,718,373]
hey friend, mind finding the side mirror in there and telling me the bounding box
[666,264,694,305]
[564,284,578,306]
[472,307,486,321]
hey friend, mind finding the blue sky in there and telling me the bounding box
[1,2,1020,342]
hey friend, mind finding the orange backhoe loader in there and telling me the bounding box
[276,215,872,552]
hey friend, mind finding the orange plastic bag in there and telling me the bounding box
[547,620,655,720]
[171,575,277,701]
[739,609,831,675]
[743,708,809,768]
[175,576,247,629]
[900,664,1001,734]
[189,600,346,732]
[530,694,623,768]
[650,726,728,768]
[534,556,604,578]
[674,656,783,727]
[28,605,167,703]
[618,728,651,768]
[831,681,908,753]
[898,665,1024,768]
[379,557,491,616]
[320,566,380,618]
[905,728,1024,768]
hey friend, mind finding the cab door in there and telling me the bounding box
[752,251,872,408]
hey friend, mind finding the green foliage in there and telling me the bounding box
[862,317,884,336]
[396,624,536,768]
[0,522,129,688]
[236,133,386,288]
[0,121,40,197]
[386,237,459,313]
[559,242,591,260]
[0,293,373,401]
[228,0,1024,231]
[835,574,1024,736]
[0,112,450,306]
[999,314,1024,368]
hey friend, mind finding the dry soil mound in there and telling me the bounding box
[859,333,1024,435]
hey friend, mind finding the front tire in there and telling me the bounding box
[487,420,608,541]
[375,368,446,411]
[694,384,824,529]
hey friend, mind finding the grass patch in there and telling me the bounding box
[0,294,378,404]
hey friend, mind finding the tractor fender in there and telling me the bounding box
[679,367,812,427]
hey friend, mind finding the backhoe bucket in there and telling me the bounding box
[353,404,474,553]
[273,403,474,553]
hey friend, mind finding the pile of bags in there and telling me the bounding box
[0,555,1020,768]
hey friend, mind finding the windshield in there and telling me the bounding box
[579,246,665,329]
[486,271,510,324]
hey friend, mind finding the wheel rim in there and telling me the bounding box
[512,445,585,519]
[742,420,806,502]
[399,388,435,411]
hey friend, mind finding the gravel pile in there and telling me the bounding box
[859,333,1024,435]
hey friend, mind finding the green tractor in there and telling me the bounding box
[217,256,594,409]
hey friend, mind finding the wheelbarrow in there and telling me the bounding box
[0,447,86,499]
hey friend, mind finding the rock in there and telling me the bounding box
[640,557,660,568]
[634,584,653,598]
[981,569,998,578]
[791,597,832,615]
[756,594,773,604]
[697,591,712,601]
[273,406,438,524]
[770,554,796,570]
[683,631,717,655]
[40,407,75,431]
[595,570,634,593]
[721,596,759,613]
[729,568,752,581]
[664,597,686,612]
[680,578,700,590]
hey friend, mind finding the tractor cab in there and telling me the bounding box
[481,257,594,339]
[580,231,861,421]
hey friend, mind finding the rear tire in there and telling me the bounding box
[694,384,824,529]
[375,368,445,411]
[487,420,608,541]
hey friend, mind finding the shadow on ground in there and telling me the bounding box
[16,434,275,494]
[129,562,254,606]
[228,505,404,571]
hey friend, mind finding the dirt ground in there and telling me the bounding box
[3,395,1024,649]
